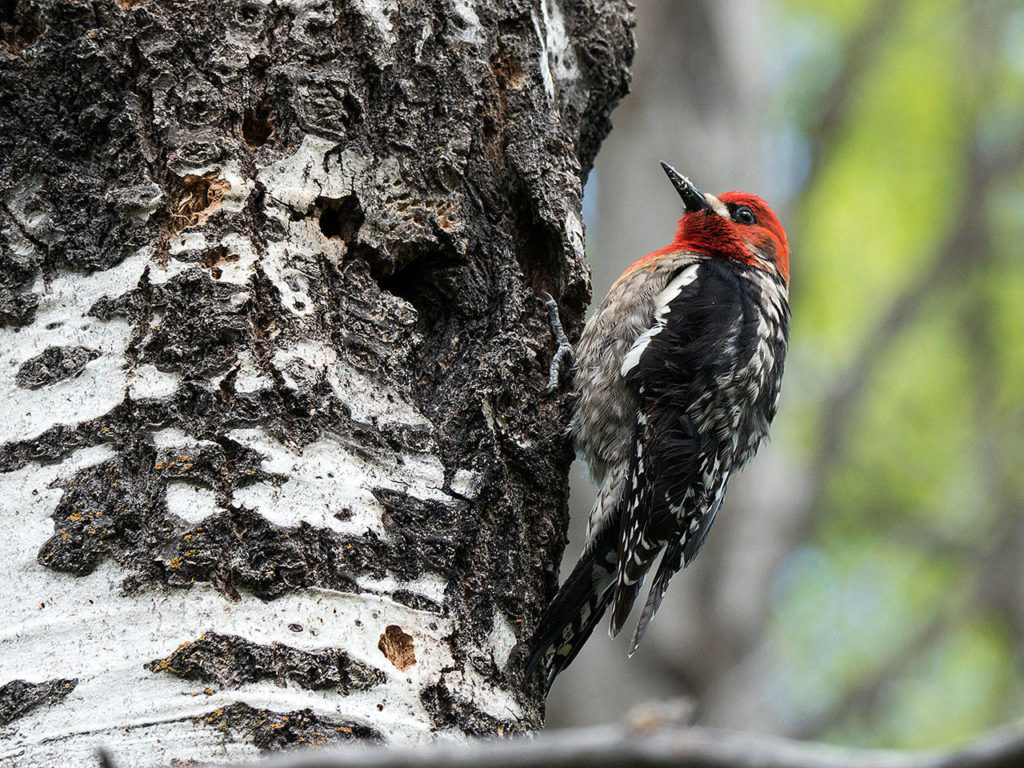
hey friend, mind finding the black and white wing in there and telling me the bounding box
[609,260,767,649]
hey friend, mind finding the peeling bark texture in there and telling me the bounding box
[0,0,633,765]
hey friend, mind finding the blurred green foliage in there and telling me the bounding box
[767,0,1024,747]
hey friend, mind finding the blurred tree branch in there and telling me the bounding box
[800,0,904,193]
[791,484,1022,740]
[794,130,1024,546]
[736,6,1024,736]
[790,608,951,740]
[194,715,1024,768]
[795,0,1024,546]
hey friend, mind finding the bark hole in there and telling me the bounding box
[374,247,456,329]
[490,43,527,92]
[519,220,565,297]
[241,101,275,148]
[378,625,415,671]
[317,195,364,243]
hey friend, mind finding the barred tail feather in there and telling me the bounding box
[608,491,659,640]
[628,541,684,655]
[524,540,616,694]
[608,575,643,639]
[608,530,662,639]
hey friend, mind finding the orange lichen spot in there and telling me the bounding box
[203,708,224,725]
[68,512,83,522]
[168,556,183,569]
[114,0,150,7]
[378,625,416,671]
[154,461,165,470]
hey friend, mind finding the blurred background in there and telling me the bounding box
[547,0,1024,748]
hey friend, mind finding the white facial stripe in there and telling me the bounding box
[705,193,729,218]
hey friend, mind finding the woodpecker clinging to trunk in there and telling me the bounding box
[527,162,791,693]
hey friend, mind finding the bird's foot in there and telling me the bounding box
[539,291,574,393]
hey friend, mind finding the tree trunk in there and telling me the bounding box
[0,0,633,764]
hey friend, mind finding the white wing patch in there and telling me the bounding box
[620,263,700,378]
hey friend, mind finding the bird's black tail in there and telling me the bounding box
[524,530,617,695]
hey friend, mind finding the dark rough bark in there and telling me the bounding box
[0,0,633,762]
[201,703,384,749]
[0,678,78,727]
[15,345,100,388]
[146,631,387,692]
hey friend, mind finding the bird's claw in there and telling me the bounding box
[539,291,574,393]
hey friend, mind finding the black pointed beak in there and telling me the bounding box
[660,161,710,213]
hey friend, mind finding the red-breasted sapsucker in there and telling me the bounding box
[527,163,791,692]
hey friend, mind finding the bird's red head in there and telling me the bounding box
[632,164,790,285]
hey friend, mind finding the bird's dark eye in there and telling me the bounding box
[734,206,756,225]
